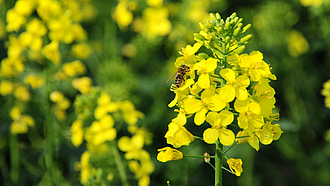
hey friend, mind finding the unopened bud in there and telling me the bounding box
[216,27,223,34]
[210,13,217,22]
[242,23,251,33]
[237,18,243,24]
[230,12,237,19]
[224,21,230,30]
[199,22,207,31]
[224,36,230,43]
[240,34,252,43]
[233,17,239,24]
[215,13,221,20]
[198,53,209,59]
[236,45,245,54]
[233,27,241,36]
[194,33,206,42]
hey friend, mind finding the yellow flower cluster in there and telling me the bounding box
[1,0,95,134]
[158,13,283,176]
[10,106,35,134]
[113,0,171,38]
[72,90,153,185]
[50,91,71,121]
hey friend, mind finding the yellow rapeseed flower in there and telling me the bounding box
[227,158,243,176]
[165,122,194,148]
[62,60,86,77]
[41,40,61,65]
[13,85,30,101]
[24,74,44,89]
[72,76,92,94]
[71,119,84,147]
[286,30,309,57]
[0,80,15,95]
[157,147,183,162]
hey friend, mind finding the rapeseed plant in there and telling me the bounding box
[159,13,283,185]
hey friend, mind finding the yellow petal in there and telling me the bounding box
[235,87,248,100]
[219,85,235,102]
[198,73,210,89]
[203,128,219,144]
[248,135,259,151]
[220,68,235,82]
[183,97,202,114]
[206,112,220,126]
[194,108,208,126]
[219,128,235,146]
[219,110,234,126]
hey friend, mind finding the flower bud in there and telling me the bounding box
[230,12,237,19]
[240,34,252,43]
[194,33,206,42]
[216,26,223,34]
[236,45,245,54]
[198,53,209,59]
[210,13,216,22]
[233,27,241,36]
[224,36,230,43]
[199,22,207,31]
[215,13,221,20]
[224,21,230,30]
[242,23,251,33]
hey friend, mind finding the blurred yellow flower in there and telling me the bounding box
[84,115,117,146]
[118,134,144,159]
[13,85,30,101]
[140,7,171,38]
[286,30,309,57]
[120,100,144,125]
[41,40,61,65]
[36,0,62,21]
[0,80,15,95]
[24,74,44,89]
[300,0,323,7]
[50,91,64,103]
[10,106,35,134]
[71,43,91,59]
[6,9,27,32]
[227,158,243,176]
[146,0,164,8]
[79,151,92,183]
[71,119,84,147]
[62,60,86,77]
[14,0,36,16]
[72,76,92,94]
[112,1,133,28]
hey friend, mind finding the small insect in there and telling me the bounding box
[167,64,190,88]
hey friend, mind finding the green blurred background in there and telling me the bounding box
[1,0,330,185]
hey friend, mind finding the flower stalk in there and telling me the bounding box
[215,140,223,186]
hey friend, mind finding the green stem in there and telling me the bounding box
[223,141,238,154]
[215,140,223,186]
[44,68,57,185]
[110,141,129,186]
[184,155,216,159]
[9,133,19,185]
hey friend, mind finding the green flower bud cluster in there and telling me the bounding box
[194,12,252,59]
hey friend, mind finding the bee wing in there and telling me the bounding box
[167,72,178,82]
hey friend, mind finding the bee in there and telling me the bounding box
[167,64,190,88]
